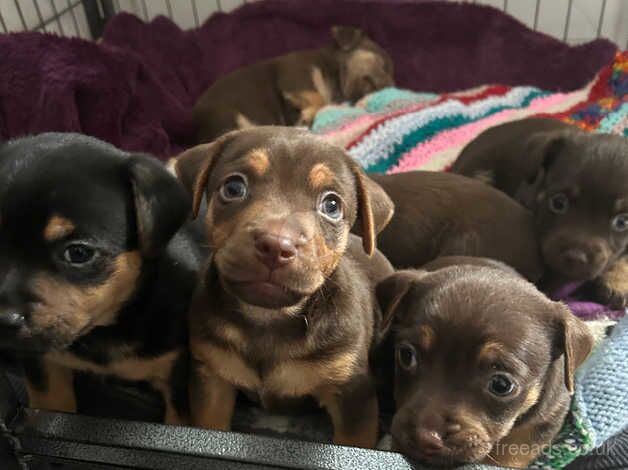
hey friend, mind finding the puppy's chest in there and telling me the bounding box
[196,320,361,399]
[45,346,180,383]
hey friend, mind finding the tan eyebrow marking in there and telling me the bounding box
[43,215,76,242]
[308,163,335,189]
[417,325,434,351]
[246,149,270,176]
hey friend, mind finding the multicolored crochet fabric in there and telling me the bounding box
[313,51,627,174]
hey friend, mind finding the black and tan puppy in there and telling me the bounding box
[174,126,394,448]
[452,118,628,306]
[193,26,394,143]
[0,133,201,424]
[367,171,543,281]
[376,257,594,468]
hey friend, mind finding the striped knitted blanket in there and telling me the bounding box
[313,52,628,469]
[313,51,627,174]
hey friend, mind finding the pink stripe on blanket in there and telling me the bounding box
[389,92,577,173]
[323,86,505,141]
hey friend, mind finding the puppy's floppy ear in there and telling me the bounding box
[173,132,234,218]
[551,302,594,394]
[516,131,566,208]
[127,154,191,257]
[349,163,395,255]
[376,270,427,334]
[331,26,364,51]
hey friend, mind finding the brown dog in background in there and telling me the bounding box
[376,256,593,468]
[367,171,543,281]
[452,118,628,307]
[174,126,394,448]
[192,26,394,143]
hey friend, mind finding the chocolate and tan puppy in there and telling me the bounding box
[193,26,394,143]
[366,171,543,281]
[376,257,594,468]
[0,133,202,424]
[452,118,628,307]
[174,126,394,448]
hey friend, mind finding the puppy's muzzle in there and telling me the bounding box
[547,237,609,279]
[254,230,303,270]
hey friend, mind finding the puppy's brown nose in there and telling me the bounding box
[416,429,444,455]
[255,233,298,270]
[562,248,589,267]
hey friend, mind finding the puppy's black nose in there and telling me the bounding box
[0,310,25,329]
[416,429,444,455]
[255,233,298,269]
[562,248,589,267]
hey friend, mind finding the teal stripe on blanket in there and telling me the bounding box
[361,89,548,173]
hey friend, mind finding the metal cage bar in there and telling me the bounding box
[49,0,65,35]
[12,0,28,30]
[67,0,81,36]
[563,0,573,41]
[0,13,7,32]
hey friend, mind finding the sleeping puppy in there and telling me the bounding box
[366,171,543,281]
[193,26,394,143]
[376,257,594,468]
[451,118,628,307]
[174,126,394,448]
[0,133,201,424]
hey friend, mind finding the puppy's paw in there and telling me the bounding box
[594,282,628,310]
[593,256,628,310]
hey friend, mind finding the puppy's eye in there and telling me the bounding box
[63,243,96,265]
[548,193,569,214]
[396,342,417,371]
[319,192,343,221]
[219,174,248,202]
[488,373,515,397]
[611,213,628,232]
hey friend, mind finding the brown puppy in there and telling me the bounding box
[174,127,395,448]
[367,171,543,281]
[376,257,594,468]
[452,118,628,306]
[193,26,394,143]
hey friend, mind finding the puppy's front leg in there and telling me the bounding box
[22,357,76,413]
[189,359,236,431]
[318,375,379,449]
[594,255,628,309]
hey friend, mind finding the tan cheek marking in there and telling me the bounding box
[417,325,434,351]
[30,252,142,342]
[246,149,270,176]
[43,215,76,242]
[308,163,335,189]
[209,201,265,250]
[520,383,541,414]
[312,233,344,277]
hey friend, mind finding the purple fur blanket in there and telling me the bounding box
[0,0,617,158]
